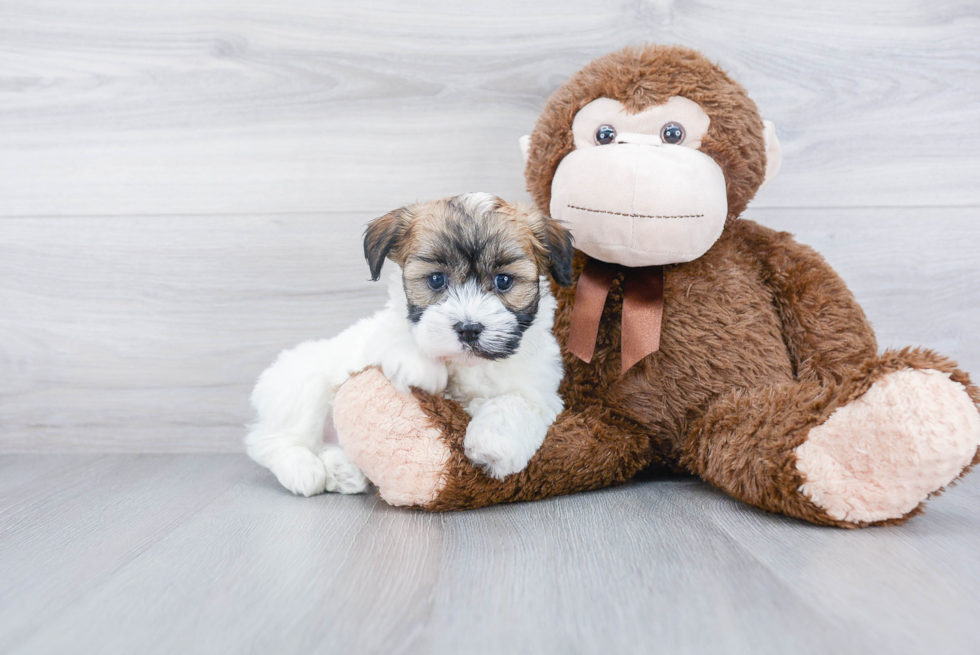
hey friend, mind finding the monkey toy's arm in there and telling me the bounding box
[333,367,655,510]
[735,219,878,382]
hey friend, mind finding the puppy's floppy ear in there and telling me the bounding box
[539,216,575,286]
[363,207,410,281]
[515,205,574,287]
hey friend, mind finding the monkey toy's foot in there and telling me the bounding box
[795,367,980,524]
[334,368,453,507]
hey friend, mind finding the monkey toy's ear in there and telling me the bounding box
[761,120,782,188]
[363,208,410,281]
[519,134,532,165]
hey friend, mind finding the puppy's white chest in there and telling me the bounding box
[445,360,511,408]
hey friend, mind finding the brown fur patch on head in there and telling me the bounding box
[365,194,573,320]
[399,196,554,316]
[525,44,768,220]
[496,203,575,288]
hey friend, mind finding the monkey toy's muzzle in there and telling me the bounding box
[549,138,728,268]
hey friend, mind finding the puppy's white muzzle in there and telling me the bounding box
[412,281,522,361]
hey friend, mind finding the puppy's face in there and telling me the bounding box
[364,193,574,362]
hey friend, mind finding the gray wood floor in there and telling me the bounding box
[1,455,978,655]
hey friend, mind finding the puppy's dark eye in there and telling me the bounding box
[426,273,447,290]
[660,122,685,145]
[494,274,514,291]
[594,124,617,145]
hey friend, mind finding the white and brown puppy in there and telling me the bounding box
[245,193,574,496]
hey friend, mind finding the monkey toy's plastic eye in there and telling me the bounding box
[494,274,514,291]
[660,122,685,145]
[426,273,447,290]
[594,124,617,145]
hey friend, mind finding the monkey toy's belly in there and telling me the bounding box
[559,230,797,465]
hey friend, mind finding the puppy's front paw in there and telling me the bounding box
[381,348,448,396]
[270,446,328,496]
[320,445,369,494]
[464,404,546,480]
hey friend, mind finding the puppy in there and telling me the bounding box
[245,193,574,496]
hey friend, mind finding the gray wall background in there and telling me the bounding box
[1,0,978,452]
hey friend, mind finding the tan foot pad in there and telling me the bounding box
[796,369,980,524]
[334,368,450,507]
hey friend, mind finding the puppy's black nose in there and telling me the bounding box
[455,321,484,344]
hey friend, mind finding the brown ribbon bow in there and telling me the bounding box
[567,258,664,375]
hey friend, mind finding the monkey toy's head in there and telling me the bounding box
[521,45,781,268]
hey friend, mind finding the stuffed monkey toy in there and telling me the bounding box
[332,44,980,527]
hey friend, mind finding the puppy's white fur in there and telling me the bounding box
[245,269,564,496]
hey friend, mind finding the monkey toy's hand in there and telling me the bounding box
[379,341,448,396]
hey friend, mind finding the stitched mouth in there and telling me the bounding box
[567,204,704,220]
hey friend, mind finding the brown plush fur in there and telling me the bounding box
[343,44,980,526]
